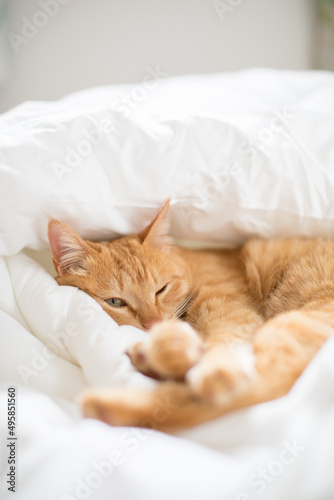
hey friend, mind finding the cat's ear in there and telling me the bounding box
[139,200,170,250]
[48,219,90,276]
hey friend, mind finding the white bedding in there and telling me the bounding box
[1,69,334,499]
[1,252,334,500]
[1,69,334,255]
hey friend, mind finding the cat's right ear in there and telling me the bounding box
[139,200,171,251]
[48,219,90,276]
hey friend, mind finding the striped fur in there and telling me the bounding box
[48,204,334,431]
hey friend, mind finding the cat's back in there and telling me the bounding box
[175,237,334,312]
[174,245,247,295]
[243,237,334,315]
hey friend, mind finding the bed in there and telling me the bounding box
[1,69,334,499]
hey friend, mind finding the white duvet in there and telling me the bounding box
[1,69,334,499]
[1,252,334,500]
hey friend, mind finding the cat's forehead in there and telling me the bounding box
[105,237,165,288]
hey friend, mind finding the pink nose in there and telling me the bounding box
[142,319,162,330]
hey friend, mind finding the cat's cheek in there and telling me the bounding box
[106,309,145,330]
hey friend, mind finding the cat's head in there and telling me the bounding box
[48,202,192,331]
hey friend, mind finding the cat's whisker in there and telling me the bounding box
[175,294,193,319]
[175,298,187,317]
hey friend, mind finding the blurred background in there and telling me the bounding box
[0,0,333,114]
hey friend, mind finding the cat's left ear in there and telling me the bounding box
[139,200,171,251]
[48,219,91,276]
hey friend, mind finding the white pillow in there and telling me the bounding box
[1,69,334,256]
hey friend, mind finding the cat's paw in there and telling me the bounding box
[186,343,255,405]
[129,320,204,380]
[126,342,162,379]
[79,382,188,430]
[80,388,146,427]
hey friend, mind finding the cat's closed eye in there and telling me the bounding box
[106,298,127,308]
[156,284,168,296]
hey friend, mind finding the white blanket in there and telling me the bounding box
[1,252,334,500]
[1,69,334,499]
[1,69,334,255]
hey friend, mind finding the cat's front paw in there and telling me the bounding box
[186,343,256,405]
[126,342,162,379]
[128,320,204,380]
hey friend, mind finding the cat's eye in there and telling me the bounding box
[156,284,168,296]
[106,298,127,308]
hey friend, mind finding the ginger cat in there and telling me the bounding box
[48,201,334,432]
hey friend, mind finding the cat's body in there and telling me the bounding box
[48,202,334,431]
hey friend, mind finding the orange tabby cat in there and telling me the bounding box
[48,201,334,432]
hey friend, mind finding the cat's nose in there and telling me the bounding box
[142,318,162,330]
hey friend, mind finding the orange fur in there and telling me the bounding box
[48,203,334,431]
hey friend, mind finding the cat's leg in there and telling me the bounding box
[127,319,204,380]
[186,342,255,405]
[81,381,226,430]
[187,298,334,405]
[81,307,265,430]
[81,301,334,432]
[128,292,263,383]
[184,301,263,404]
[252,302,334,395]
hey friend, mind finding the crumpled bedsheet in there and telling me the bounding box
[0,252,334,500]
